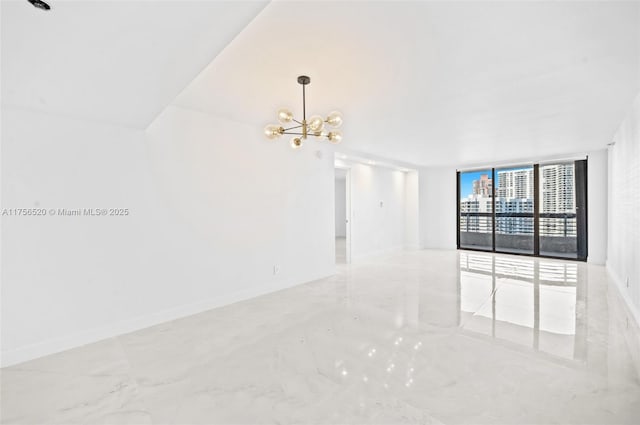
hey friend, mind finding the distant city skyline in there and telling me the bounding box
[460,171,489,198]
[459,164,576,236]
[460,167,526,198]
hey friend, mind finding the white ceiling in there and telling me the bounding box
[3,1,639,166]
[1,0,267,128]
[175,0,640,167]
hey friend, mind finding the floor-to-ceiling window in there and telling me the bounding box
[495,165,535,255]
[458,169,493,251]
[457,159,587,261]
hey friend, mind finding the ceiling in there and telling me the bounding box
[3,1,639,167]
[1,0,267,128]
[175,0,640,167]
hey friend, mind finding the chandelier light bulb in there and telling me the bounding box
[278,108,294,124]
[328,131,343,144]
[290,137,303,149]
[264,124,283,140]
[326,111,343,128]
[308,115,324,133]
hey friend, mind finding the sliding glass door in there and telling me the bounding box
[538,161,587,259]
[458,169,493,251]
[456,159,587,261]
[495,165,535,255]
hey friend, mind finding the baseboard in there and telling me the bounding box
[1,270,334,368]
[420,242,457,250]
[606,261,640,328]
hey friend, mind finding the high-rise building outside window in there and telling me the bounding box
[457,160,587,260]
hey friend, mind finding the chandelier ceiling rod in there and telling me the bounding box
[299,76,308,121]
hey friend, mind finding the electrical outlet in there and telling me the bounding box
[273,265,280,275]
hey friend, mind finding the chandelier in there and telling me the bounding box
[264,76,343,149]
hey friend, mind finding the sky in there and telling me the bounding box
[460,170,491,198]
[460,167,530,199]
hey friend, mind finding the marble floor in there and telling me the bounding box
[2,250,640,424]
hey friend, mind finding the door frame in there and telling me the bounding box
[335,166,352,264]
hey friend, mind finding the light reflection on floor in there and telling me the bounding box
[460,252,581,360]
[2,249,639,424]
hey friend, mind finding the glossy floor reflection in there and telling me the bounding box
[2,250,640,424]
[459,253,581,360]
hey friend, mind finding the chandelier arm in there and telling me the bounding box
[283,124,303,131]
[283,131,328,138]
[292,118,303,125]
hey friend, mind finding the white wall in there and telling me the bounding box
[608,93,640,325]
[334,179,346,237]
[1,105,335,366]
[349,164,407,260]
[419,166,458,250]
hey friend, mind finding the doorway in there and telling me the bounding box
[335,167,350,264]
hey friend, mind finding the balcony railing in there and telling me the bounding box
[459,212,576,237]
[540,214,577,237]
[459,212,578,255]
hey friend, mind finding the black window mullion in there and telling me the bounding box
[456,171,461,249]
[492,167,496,252]
[534,164,540,256]
[575,159,588,260]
